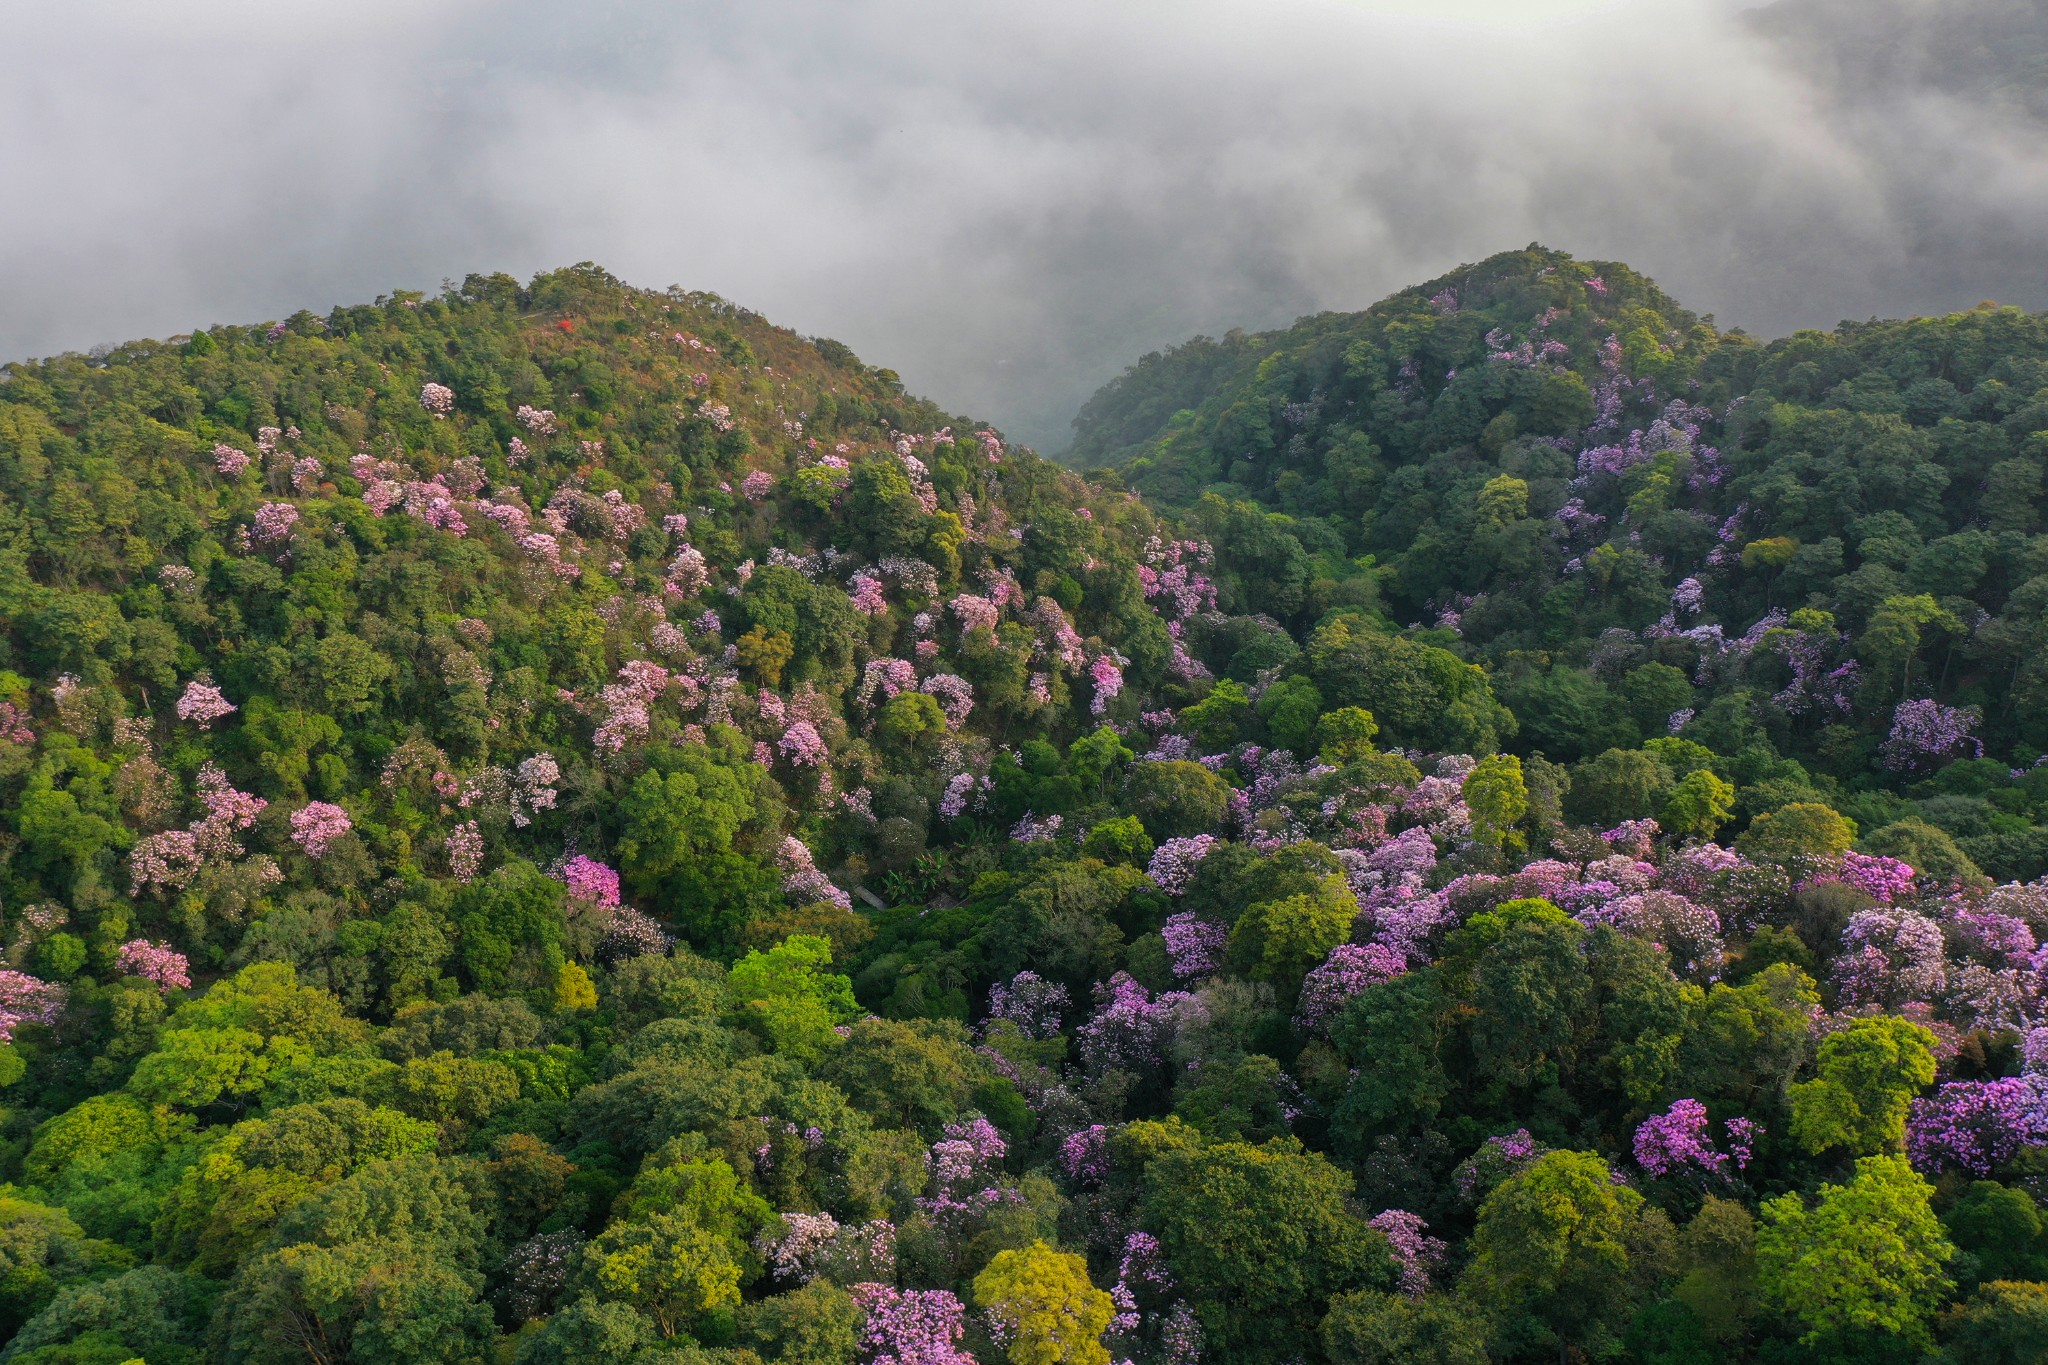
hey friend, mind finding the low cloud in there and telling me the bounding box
[5,0,2045,449]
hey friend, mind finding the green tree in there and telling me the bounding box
[1461,753,1527,849]
[1756,1154,1954,1346]
[727,934,859,1063]
[1142,1139,1393,1357]
[973,1241,1115,1365]
[1228,875,1359,990]
[1461,1150,1649,1362]
[1789,1015,1936,1155]
[1320,1290,1488,1365]
[1939,1281,2048,1365]
[1122,761,1231,842]
[1661,769,1735,840]
[1738,801,1857,867]
[1315,707,1381,765]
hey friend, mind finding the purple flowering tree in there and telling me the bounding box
[1905,1078,2048,1176]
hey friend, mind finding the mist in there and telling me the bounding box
[6,0,2047,451]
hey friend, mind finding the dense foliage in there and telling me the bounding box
[0,254,2040,1364]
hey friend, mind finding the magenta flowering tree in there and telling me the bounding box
[556,854,622,907]
[849,574,888,616]
[1833,850,1917,904]
[212,443,251,476]
[1077,973,1200,1074]
[920,674,973,727]
[917,1117,1016,1224]
[848,1284,974,1365]
[175,678,236,728]
[1905,1078,2048,1176]
[1089,655,1125,715]
[114,940,191,993]
[1633,1099,1728,1180]
[250,502,300,545]
[1296,942,1406,1032]
[446,821,484,882]
[1160,911,1228,980]
[288,802,352,858]
[1058,1123,1112,1185]
[1833,907,1947,1007]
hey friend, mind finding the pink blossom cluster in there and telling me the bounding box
[0,971,67,1043]
[1905,1078,2048,1176]
[918,1117,1016,1223]
[0,701,32,745]
[948,593,999,634]
[1633,1098,1727,1180]
[1368,1210,1446,1297]
[779,721,828,767]
[1883,698,1983,770]
[114,940,191,993]
[250,502,299,544]
[919,674,973,726]
[1058,1124,1112,1185]
[1297,942,1407,1031]
[1077,972,1201,1073]
[1833,850,1917,904]
[986,970,1071,1039]
[289,801,352,857]
[127,830,200,894]
[740,470,774,501]
[557,854,622,907]
[446,821,484,882]
[419,382,455,415]
[1453,1129,1544,1202]
[175,678,236,728]
[848,1284,974,1365]
[848,574,888,616]
[937,772,977,820]
[213,443,251,476]
[1089,655,1124,715]
[513,753,560,827]
[514,405,558,434]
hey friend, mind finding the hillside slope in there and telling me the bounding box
[0,260,2043,1363]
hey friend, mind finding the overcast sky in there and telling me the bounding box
[6,0,2046,450]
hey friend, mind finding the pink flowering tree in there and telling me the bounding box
[0,971,67,1043]
[115,940,191,993]
[1905,1079,2048,1176]
[556,854,623,907]
[289,801,352,858]
[419,382,456,415]
[779,721,829,767]
[176,678,236,729]
[1367,1210,1447,1297]
[847,1284,974,1365]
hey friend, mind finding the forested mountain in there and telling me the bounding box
[0,256,2041,1365]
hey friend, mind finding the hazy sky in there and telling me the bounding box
[6,0,2046,450]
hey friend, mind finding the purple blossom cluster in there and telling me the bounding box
[1883,698,1983,771]
[557,854,623,907]
[1368,1209,1447,1297]
[986,970,1071,1039]
[1161,911,1229,980]
[1296,942,1406,1031]
[848,1285,973,1365]
[1905,1078,2048,1176]
[1633,1099,1727,1180]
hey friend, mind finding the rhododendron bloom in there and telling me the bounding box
[175,678,236,728]
[0,971,66,1043]
[250,502,299,544]
[213,443,251,476]
[290,801,352,857]
[557,854,622,907]
[418,382,455,415]
[779,721,828,766]
[115,940,191,992]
